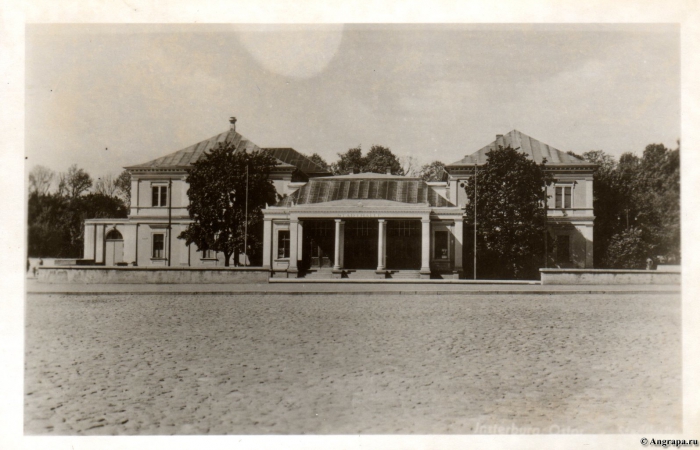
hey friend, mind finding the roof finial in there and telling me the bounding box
[229,116,237,132]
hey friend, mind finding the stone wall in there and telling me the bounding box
[37,266,269,284]
[540,268,681,285]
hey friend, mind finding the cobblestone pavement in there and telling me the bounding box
[24,293,681,435]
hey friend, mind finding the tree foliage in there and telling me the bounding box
[57,164,93,198]
[28,165,55,195]
[308,153,330,171]
[582,143,680,267]
[28,192,128,258]
[330,145,404,175]
[179,142,278,266]
[114,170,132,207]
[418,160,446,182]
[464,146,552,279]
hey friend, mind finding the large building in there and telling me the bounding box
[84,121,595,278]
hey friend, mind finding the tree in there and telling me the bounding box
[308,153,330,172]
[463,146,552,279]
[94,173,118,197]
[400,155,419,177]
[331,146,364,175]
[364,145,404,175]
[114,170,132,207]
[57,164,93,198]
[418,160,446,182]
[178,142,278,266]
[330,145,404,175]
[28,165,54,195]
[604,227,651,269]
[582,150,621,268]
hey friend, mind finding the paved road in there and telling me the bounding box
[26,279,680,295]
[25,291,681,435]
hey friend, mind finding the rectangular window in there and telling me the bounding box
[434,231,449,260]
[556,235,570,263]
[202,249,215,259]
[152,185,168,207]
[152,234,165,259]
[555,186,572,209]
[278,230,290,259]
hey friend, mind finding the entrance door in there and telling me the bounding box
[105,229,124,266]
[344,219,378,270]
[386,220,421,270]
[304,220,335,269]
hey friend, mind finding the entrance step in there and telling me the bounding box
[387,270,421,279]
[303,269,334,279]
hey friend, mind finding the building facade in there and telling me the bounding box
[84,124,595,278]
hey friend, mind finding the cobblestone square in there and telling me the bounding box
[24,292,681,434]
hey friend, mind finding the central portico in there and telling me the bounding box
[262,173,464,279]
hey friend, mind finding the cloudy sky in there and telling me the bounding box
[25,24,679,180]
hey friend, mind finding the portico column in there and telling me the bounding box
[334,219,344,270]
[289,219,299,275]
[377,219,387,271]
[453,218,464,277]
[420,218,431,278]
[262,218,272,270]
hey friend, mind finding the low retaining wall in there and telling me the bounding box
[540,268,681,285]
[37,266,270,284]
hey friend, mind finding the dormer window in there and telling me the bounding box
[152,185,168,207]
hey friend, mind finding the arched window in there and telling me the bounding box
[105,229,123,240]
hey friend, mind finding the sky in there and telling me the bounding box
[25,23,679,182]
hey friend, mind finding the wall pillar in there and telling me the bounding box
[262,218,272,270]
[377,219,386,271]
[289,219,299,275]
[123,224,137,265]
[95,224,105,264]
[453,218,464,277]
[84,223,95,260]
[420,218,431,278]
[333,219,345,270]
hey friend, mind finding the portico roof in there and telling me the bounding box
[446,130,596,168]
[276,176,455,208]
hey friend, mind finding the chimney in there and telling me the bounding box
[386,168,392,175]
[496,134,504,147]
[229,116,237,132]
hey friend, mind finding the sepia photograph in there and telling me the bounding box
[3,2,699,449]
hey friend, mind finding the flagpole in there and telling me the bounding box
[244,163,249,267]
[473,163,477,280]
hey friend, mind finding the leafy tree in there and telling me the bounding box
[582,143,680,268]
[418,160,446,182]
[581,150,621,267]
[330,145,404,175]
[114,169,132,207]
[28,192,127,258]
[604,227,651,269]
[28,165,54,195]
[308,153,330,172]
[94,173,118,197]
[463,146,552,279]
[179,142,278,266]
[331,146,364,175]
[57,164,93,198]
[364,145,404,175]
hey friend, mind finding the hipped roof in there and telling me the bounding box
[446,130,596,167]
[125,128,330,176]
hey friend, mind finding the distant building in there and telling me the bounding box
[84,121,595,278]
